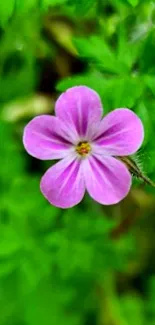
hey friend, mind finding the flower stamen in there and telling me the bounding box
[76,141,91,157]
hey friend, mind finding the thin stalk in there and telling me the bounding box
[116,156,155,187]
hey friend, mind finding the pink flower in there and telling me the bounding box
[23,86,144,208]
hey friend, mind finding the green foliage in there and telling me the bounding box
[58,74,144,110]
[128,0,139,6]
[0,16,40,102]
[71,0,96,15]
[0,0,69,26]
[74,35,128,74]
[0,1,15,25]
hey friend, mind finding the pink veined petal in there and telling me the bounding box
[93,108,144,156]
[55,86,103,140]
[40,156,86,208]
[23,115,75,160]
[82,155,131,205]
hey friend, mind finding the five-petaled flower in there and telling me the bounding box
[23,86,144,208]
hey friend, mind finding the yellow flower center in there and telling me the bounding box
[76,141,91,157]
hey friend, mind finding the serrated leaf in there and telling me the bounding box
[74,36,126,74]
[57,74,144,110]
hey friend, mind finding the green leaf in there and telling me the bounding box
[74,36,127,74]
[15,0,38,12]
[24,277,80,325]
[57,74,144,110]
[140,30,155,74]
[0,1,15,26]
[73,0,96,15]
[101,76,144,108]
[128,0,139,7]
[41,0,68,8]
[0,0,69,25]
[0,16,38,102]
[117,25,140,71]
[144,75,155,96]
[136,102,151,146]
[56,72,106,106]
[0,226,21,257]
[120,295,144,325]
[0,260,17,277]
[0,122,24,184]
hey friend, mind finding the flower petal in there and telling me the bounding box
[55,86,103,140]
[83,155,131,205]
[93,109,144,156]
[40,156,85,208]
[23,115,74,160]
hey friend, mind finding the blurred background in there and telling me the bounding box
[1,0,155,324]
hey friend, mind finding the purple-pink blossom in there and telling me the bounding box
[23,86,144,208]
